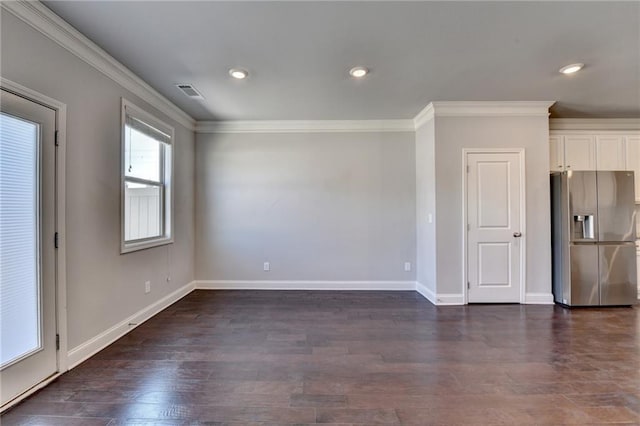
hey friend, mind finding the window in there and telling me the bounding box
[121,99,173,253]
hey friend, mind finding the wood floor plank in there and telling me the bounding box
[2,290,638,425]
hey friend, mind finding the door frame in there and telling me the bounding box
[462,148,527,304]
[0,78,68,407]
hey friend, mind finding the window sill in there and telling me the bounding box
[121,237,173,254]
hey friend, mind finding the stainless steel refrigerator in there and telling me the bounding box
[551,171,637,306]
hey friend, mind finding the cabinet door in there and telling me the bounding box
[625,136,640,202]
[549,136,564,172]
[564,135,596,171]
[596,136,625,170]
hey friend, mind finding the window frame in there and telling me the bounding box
[120,98,174,254]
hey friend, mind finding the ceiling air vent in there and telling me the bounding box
[176,83,204,99]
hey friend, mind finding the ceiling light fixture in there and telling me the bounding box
[349,67,369,78]
[559,63,584,75]
[229,68,248,79]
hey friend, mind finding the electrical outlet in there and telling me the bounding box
[263,262,270,272]
[145,281,151,294]
[404,262,411,272]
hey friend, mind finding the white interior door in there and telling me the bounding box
[0,89,57,408]
[467,151,524,303]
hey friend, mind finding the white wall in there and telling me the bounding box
[1,12,195,349]
[434,116,552,297]
[415,120,437,293]
[195,131,416,282]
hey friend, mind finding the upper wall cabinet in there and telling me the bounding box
[550,130,640,202]
[564,135,597,170]
[550,135,596,171]
[596,136,625,170]
[625,136,640,203]
[549,136,564,172]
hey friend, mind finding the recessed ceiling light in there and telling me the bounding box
[229,68,248,79]
[349,67,369,78]
[559,63,584,75]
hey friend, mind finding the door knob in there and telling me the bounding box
[513,232,522,238]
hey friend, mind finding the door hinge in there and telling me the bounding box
[54,130,59,146]
[466,165,470,173]
[467,281,470,290]
[56,334,60,350]
[54,232,59,249]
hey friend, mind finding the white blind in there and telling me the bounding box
[125,112,171,145]
[0,112,41,367]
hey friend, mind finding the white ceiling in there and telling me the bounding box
[43,1,640,121]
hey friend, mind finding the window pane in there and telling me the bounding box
[0,112,41,367]
[124,181,161,241]
[124,125,162,182]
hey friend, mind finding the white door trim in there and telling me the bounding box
[462,148,526,304]
[0,79,68,389]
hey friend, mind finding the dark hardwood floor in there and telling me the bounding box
[2,290,639,425]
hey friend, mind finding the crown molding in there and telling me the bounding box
[414,101,555,126]
[2,1,196,131]
[413,103,434,129]
[550,118,640,131]
[196,119,415,134]
[201,101,556,133]
[432,101,555,117]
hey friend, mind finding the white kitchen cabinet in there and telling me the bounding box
[596,135,625,170]
[563,135,597,171]
[625,136,640,202]
[549,136,564,172]
[549,132,640,186]
[549,135,596,171]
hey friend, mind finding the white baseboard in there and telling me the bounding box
[524,292,555,304]
[415,282,464,305]
[431,293,465,305]
[195,280,416,291]
[66,281,196,369]
[416,284,555,306]
[415,281,436,304]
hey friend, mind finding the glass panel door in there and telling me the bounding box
[0,112,41,368]
[0,88,57,410]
